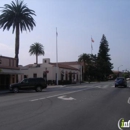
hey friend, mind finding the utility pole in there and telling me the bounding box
[118,65,123,77]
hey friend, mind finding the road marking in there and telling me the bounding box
[127,97,130,104]
[102,85,108,88]
[111,85,115,87]
[58,95,75,101]
[30,88,90,102]
[30,99,39,101]
[95,85,101,88]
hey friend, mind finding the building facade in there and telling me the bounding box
[19,58,83,83]
[0,55,21,89]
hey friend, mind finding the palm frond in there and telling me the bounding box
[29,42,45,56]
[0,0,36,33]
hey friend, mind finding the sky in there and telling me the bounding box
[0,0,130,71]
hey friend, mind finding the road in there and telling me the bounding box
[0,81,130,130]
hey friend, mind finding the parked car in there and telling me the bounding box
[115,77,127,88]
[9,78,47,93]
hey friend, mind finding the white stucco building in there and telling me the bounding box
[19,58,83,83]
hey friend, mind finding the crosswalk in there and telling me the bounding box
[94,85,114,89]
[69,83,129,89]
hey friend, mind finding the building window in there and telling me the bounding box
[33,73,37,78]
[65,73,67,80]
[61,74,64,81]
[45,60,46,63]
[73,73,75,79]
[77,74,78,80]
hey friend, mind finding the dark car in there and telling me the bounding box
[9,78,47,93]
[115,77,127,88]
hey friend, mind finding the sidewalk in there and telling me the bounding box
[0,90,10,94]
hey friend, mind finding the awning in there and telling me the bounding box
[0,69,23,74]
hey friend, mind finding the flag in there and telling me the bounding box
[56,31,58,36]
[56,29,58,37]
[91,37,94,42]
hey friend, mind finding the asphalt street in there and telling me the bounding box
[0,81,130,130]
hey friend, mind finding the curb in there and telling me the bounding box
[0,90,10,94]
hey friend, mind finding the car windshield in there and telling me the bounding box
[21,79,28,83]
[116,78,124,81]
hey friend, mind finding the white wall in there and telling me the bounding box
[18,58,82,82]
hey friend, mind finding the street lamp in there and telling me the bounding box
[118,65,123,77]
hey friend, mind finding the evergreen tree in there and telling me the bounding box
[85,54,98,81]
[97,34,113,80]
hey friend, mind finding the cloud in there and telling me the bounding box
[0,43,14,57]
[0,43,14,50]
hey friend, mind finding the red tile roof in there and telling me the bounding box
[24,64,34,68]
[52,61,83,65]
[23,61,82,70]
[49,63,79,70]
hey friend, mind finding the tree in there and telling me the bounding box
[86,54,98,81]
[0,0,36,67]
[29,43,45,64]
[78,53,91,80]
[97,34,113,80]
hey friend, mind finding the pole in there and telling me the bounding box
[91,43,92,55]
[118,65,123,77]
[91,36,92,55]
[56,27,58,85]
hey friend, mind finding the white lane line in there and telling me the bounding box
[102,85,109,88]
[127,97,130,104]
[111,85,115,87]
[30,88,90,102]
[31,99,39,101]
[95,86,102,88]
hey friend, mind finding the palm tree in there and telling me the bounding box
[0,0,36,67]
[78,53,91,81]
[29,43,45,64]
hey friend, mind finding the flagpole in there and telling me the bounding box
[56,27,58,85]
[91,36,94,55]
[91,36,92,55]
[91,42,92,55]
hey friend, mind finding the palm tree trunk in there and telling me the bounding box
[15,23,19,67]
[36,54,38,64]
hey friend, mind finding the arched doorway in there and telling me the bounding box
[43,71,47,81]
[65,71,68,80]
[61,70,64,81]
[69,72,72,82]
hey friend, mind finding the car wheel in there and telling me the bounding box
[13,87,19,93]
[36,86,42,92]
[44,85,47,89]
